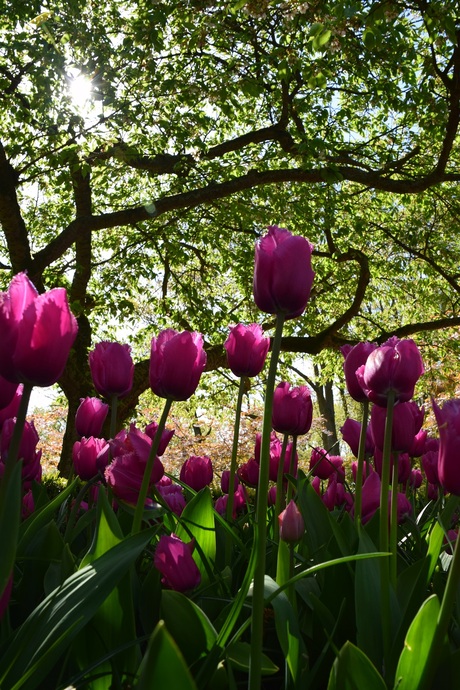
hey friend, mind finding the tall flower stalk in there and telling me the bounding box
[354,400,369,527]
[225,376,246,562]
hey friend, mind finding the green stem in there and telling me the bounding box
[3,383,33,481]
[249,313,285,690]
[109,394,119,441]
[132,397,173,534]
[285,434,298,505]
[420,496,460,690]
[274,433,289,542]
[354,399,369,528]
[390,452,399,587]
[378,389,395,672]
[225,377,246,563]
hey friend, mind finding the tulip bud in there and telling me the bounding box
[278,500,305,542]
[150,329,207,401]
[224,323,270,377]
[272,382,313,436]
[89,341,134,399]
[72,437,110,480]
[75,397,109,438]
[180,455,213,492]
[154,534,201,592]
[253,225,314,319]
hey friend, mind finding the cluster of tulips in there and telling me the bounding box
[1,225,460,690]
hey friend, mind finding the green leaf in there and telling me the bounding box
[226,641,278,675]
[0,527,155,690]
[176,487,216,583]
[0,462,22,596]
[135,620,198,690]
[327,641,386,690]
[160,590,217,666]
[393,594,440,690]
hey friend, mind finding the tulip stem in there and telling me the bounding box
[132,397,173,534]
[249,313,285,690]
[225,376,246,563]
[286,434,297,505]
[3,383,33,481]
[390,452,399,587]
[274,433,289,542]
[354,399,369,528]
[379,389,395,673]
[109,394,119,441]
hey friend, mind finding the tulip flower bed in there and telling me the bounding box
[1,225,460,690]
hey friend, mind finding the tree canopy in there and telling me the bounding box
[2,0,460,472]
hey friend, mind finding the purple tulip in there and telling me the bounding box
[105,452,164,504]
[89,341,134,399]
[0,418,42,487]
[0,384,22,431]
[72,437,110,480]
[433,398,460,495]
[224,323,270,378]
[180,455,213,492]
[408,468,423,490]
[351,460,374,483]
[269,441,298,482]
[323,475,353,512]
[237,458,260,487]
[221,470,239,494]
[144,420,175,456]
[341,342,378,402]
[0,273,78,386]
[422,449,439,485]
[410,429,428,457]
[253,225,314,319]
[356,337,424,407]
[370,401,424,453]
[341,418,375,458]
[215,484,247,518]
[272,382,313,436]
[279,500,305,542]
[150,329,207,401]
[156,481,186,516]
[359,472,382,524]
[154,534,201,592]
[0,374,20,410]
[309,447,342,480]
[75,397,109,438]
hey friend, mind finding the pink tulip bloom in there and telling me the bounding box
[370,401,424,453]
[180,455,213,492]
[224,323,270,377]
[89,341,134,399]
[144,420,175,455]
[0,273,78,386]
[272,382,313,436]
[341,342,378,402]
[356,337,424,407]
[253,225,314,319]
[341,418,375,458]
[279,500,305,542]
[154,534,201,592]
[150,329,206,401]
[75,397,109,438]
[72,437,110,480]
[237,458,260,487]
[433,398,460,496]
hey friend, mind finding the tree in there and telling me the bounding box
[2,0,460,473]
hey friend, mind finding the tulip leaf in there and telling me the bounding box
[327,641,386,690]
[0,527,154,690]
[176,487,216,582]
[354,530,385,668]
[0,461,22,597]
[226,641,278,674]
[135,620,198,690]
[393,594,440,690]
[160,590,217,666]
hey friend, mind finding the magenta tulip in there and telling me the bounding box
[237,458,260,487]
[224,323,270,377]
[272,382,313,436]
[144,420,175,456]
[341,342,378,402]
[0,273,78,386]
[433,398,460,495]
[408,468,423,490]
[72,437,110,480]
[156,481,186,516]
[221,470,239,494]
[279,500,305,542]
[180,455,213,492]
[154,534,201,592]
[0,374,20,410]
[0,384,22,431]
[309,447,342,480]
[150,329,206,401]
[253,225,314,319]
[269,441,298,482]
[89,341,134,399]
[370,401,424,453]
[75,397,109,438]
[356,337,424,407]
[359,472,382,524]
[0,418,42,486]
[105,452,164,504]
[341,418,374,458]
